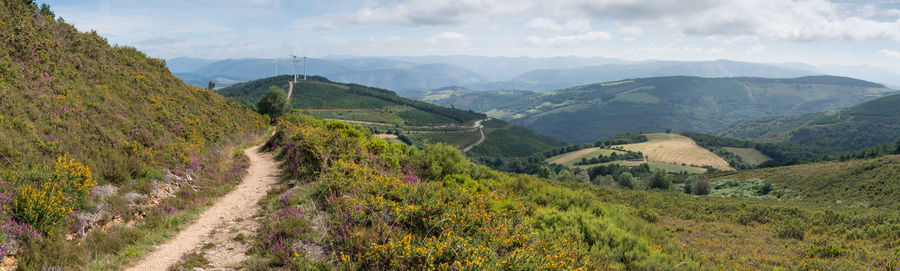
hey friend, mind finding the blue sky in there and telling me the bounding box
[41,0,900,73]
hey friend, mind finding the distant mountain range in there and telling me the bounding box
[417,76,897,143]
[168,56,900,92]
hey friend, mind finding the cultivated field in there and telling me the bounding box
[548,148,632,166]
[723,147,772,165]
[618,133,734,170]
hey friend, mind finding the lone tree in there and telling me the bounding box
[616,172,634,189]
[256,86,287,120]
[207,80,216,90]
[648,169,671,189]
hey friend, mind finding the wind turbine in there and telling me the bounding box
[272,58,279,77]
[303,56,307,80]
[290,55,300,83]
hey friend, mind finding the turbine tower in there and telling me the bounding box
[290,55,300,83]
[272,59,279,77]
[303,56,307,80]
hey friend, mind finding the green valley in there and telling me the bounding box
[419,76,897,143]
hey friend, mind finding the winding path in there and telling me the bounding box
[125,145,280,271]
[462,118,488,152]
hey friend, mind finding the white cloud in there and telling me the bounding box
[343,0,532,26]
[527,31,611,46]
[426,32,470,43]
[525,18,591,33]
[747,44,766,54]
[880,49,900,59]
[619,26,643,35]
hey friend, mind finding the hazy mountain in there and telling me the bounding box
[356,55,626,81]
[469,60,819,92]
[455,75,896,143]
[166,57,216,73]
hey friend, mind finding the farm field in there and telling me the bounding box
[618,133,734,170]
[723,147,773,165]
[547,147,626,166]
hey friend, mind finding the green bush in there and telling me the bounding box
[758,180,773,195]
[411,143,470,180]
[256,85,288,120]
[692,177,711,195]
[774,219,805,240]
[616,172,634,189]
[648,169,671,190]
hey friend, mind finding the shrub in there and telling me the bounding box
[410,143,470,180]
[9,155,95,236]
[758,180,773,195]
[648,169,671,190]
[616,172,634,189]
[256,86,288,120]
[692,177,711,195]
[774,219,805,240]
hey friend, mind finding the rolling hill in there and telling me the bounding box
[716,93,900,152]
[444,75,896,143]
[217,75,564,158]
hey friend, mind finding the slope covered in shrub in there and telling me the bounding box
[0,1,266,268]
[250,113,687,270]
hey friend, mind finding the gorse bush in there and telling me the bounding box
[6,155,95,236]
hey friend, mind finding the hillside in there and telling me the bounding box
[244,113,900,270]
[407,86,534,113]
[468,75,895,143]
[217,76,564,159]
[218,75,485,126]
[716,93,900,152]
[0,2,267,269]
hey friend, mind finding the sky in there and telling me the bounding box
[40,0,900,73]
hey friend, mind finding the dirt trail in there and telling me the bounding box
[462,119,488,152]
[125,145,280,271]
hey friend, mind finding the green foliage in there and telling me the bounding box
[411,143,470,180]
[691,177,710,195]
[648,169,670,189]
[758,180,773,195]
[774,220,805,240]
[616,172,634,189]
[256,86,287,119]
[206,80,215,90]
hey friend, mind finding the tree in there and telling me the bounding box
[691,176,710,195]
[616,172,634,189]
[895,139,900,154]
[683,177,694,194]
[207,80,216,90]
[256,86,287,120]
[648,169,671,189]
[758,180,773,195]
[537,166,553,179]
[39,3,54,18]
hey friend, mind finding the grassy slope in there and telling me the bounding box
[447,76,895,143]
[711,155,900,208]
[716,93,900,152]
[252,113,900,270]
[468,119,566,158]
[722,147,772,165]
[0,2,266,269]
[218,75,485,126]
